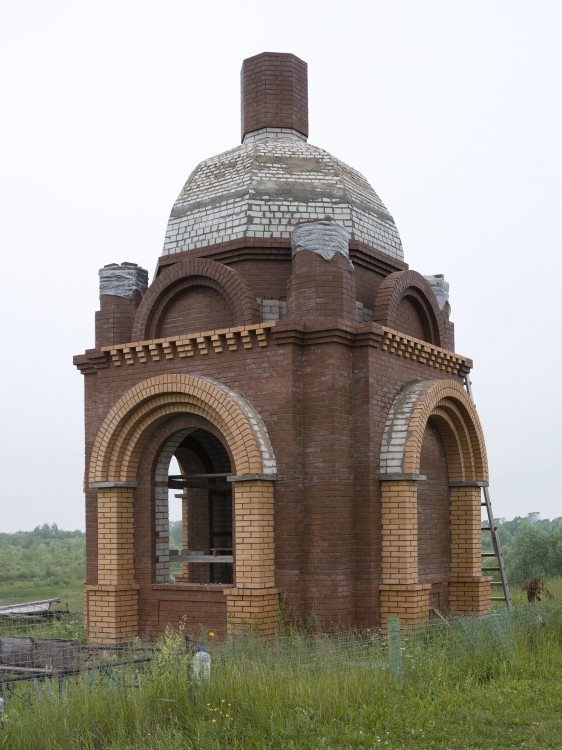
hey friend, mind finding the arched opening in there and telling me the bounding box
[157,428,233,585]
[379,379,491,626]
[87,374,278,642]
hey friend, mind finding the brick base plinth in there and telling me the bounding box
[85,583,139,644]
[225,587,279,637]
[379,583,431,628]
[449,576,491,614]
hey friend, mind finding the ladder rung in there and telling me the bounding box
[482,552,497,557]
[491,596,508,601]
[483,567,501,572]
[491,581,504,585]
[481,526,498,532]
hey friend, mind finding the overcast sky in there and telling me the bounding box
[1,1,560,532]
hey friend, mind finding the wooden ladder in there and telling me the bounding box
[464,376,512,611]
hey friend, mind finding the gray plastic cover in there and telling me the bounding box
[423,274,449,311]
[291,221,350,261]
[99,265,149,299]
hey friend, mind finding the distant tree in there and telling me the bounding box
[548,525,562,578]
[169,520,183,550]
[505,524,550,584]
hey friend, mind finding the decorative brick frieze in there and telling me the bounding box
[380,328,470,375]
[76,320,472,377]
[102,323,275,368]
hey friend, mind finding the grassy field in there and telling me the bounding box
[0,580,84,612]
[1,599,561,750]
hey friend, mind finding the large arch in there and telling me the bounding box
[89,374,276,484]
[378,379,491,626]
[131,258,260,341]
[86,374,278,643]
[380,379,487,482]
[373,270,446,347]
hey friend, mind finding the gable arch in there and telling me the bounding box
[380,379,487,483]
[132,258,260,341]
[373,270,445,346]
[89,374,276,484]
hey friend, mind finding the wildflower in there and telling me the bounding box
[209,631,215,637]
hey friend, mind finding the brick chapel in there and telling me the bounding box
[74,52,491,643]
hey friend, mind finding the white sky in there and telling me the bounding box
[1,1,560,532]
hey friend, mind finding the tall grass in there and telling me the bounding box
[2,602,562,750]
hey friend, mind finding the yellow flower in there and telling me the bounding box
[208,631,215,637]
[212,719,217,724]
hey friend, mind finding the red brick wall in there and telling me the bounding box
[418,420,451,610]
[156,286,234,338]
[394,296,431,341]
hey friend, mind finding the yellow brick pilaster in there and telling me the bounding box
[381,479,419,585]
[226,477,278,636]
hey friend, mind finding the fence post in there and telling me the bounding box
[387,616,403,684]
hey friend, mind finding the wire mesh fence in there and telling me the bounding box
[0,603,559,716]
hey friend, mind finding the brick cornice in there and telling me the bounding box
[74,320,472,377]
[155,237,407,276]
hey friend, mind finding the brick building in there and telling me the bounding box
[75,52,491,643]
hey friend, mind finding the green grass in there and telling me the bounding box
[509,576,562,606]
[0,580,84,612]
[1,603,562,750]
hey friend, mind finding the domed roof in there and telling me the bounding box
[162,130,403,261]
[161,53,403,261]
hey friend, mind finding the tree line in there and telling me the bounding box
[0,518,560,589]
[0,524,85,585]
[484,514,562,584]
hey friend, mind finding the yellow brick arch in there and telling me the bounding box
[89,374,277,484]
[380,379,488,483]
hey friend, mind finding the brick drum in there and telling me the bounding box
[75,53,491,643]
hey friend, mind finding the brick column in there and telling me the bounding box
[449,483,491,613]
[85,485,139,643]
[225,478,279,637]
[241,52,308,141]
[287,221,356,324]
[173,489,191,583]
[379,477,430,627]
[95,262,148,347]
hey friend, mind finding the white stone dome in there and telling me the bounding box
[162,129,403,261]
